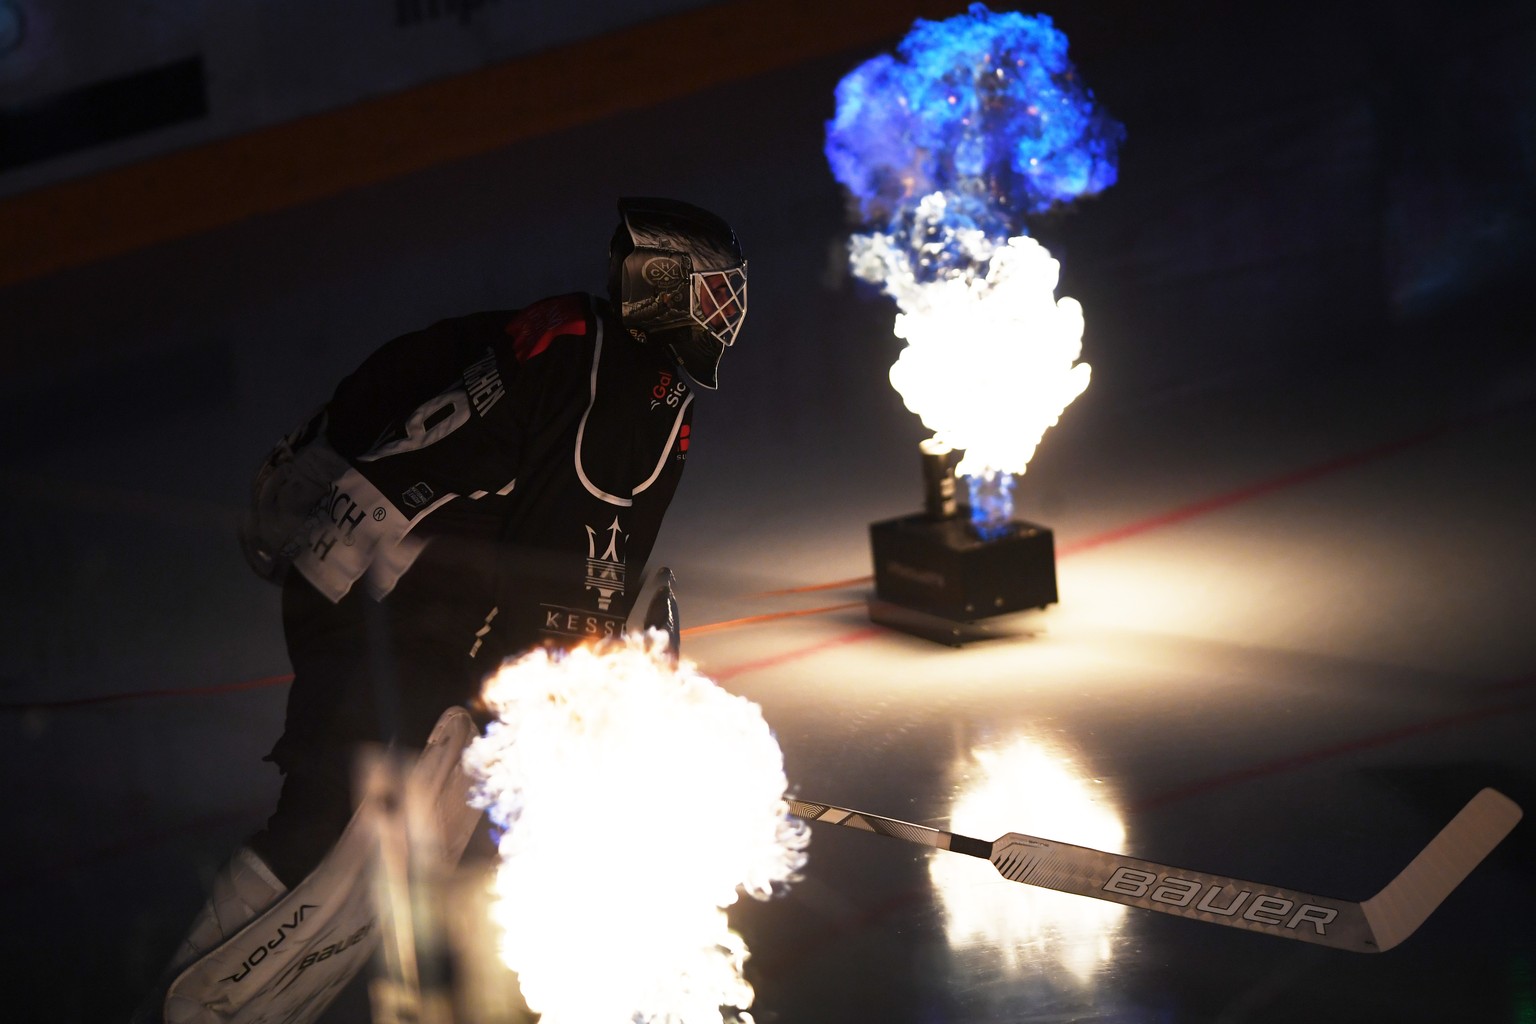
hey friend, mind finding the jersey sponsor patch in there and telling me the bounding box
[575,322,693,504]
[506,293,589,364]
[290,466,426,602]
[538,602,625,642]
[649,368,688,412]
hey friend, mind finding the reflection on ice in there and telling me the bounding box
[931,734,1126,984]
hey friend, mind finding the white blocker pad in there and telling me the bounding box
[163,706,484,1024]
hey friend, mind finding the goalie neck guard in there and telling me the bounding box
[608,197,747,390]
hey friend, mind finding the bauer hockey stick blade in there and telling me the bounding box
[788,788,1520,952]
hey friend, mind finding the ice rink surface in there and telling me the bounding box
[682,373,1536,1024]
[6,310,1531,1023]
[2,6,1533,1020]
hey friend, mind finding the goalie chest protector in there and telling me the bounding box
[290,293,694,658]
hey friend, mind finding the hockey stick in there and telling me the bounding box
[788,788,1521,952]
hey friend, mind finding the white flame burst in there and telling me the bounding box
[462,631,808,1024]
[851,192,1091,480]
[929,735,1125,982]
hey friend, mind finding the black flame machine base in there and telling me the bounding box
[868,512,1058,646]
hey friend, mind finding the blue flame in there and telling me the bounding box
[966,469,1016,540]
[825,3,1123,245]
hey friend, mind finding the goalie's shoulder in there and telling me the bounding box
[500,293,597,365]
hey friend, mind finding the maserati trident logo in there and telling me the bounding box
[584,516,626,611]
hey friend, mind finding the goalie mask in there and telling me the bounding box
[609,197,747,390]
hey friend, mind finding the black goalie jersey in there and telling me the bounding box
[283,292,694,664]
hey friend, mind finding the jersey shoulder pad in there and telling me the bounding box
[503,293,593,365]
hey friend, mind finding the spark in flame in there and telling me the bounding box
[930,735,1125,983]
[826,4,1121,535]
[463,631,808,1024]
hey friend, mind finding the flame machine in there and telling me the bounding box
[869,442,1058,644]
[827,5,1122,644]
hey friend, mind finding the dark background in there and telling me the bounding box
[0,1,1532,1020]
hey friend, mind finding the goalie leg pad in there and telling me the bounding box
[169,848,289,978]
[159,706,483,1024]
